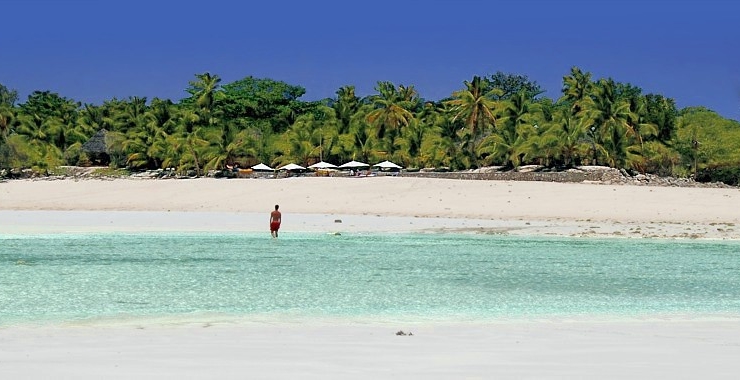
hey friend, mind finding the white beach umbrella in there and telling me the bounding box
[338,160,370,169]
[307,161,338,169]
[277,163,306,171]
[251,163,274,171]
[373,160,403,169]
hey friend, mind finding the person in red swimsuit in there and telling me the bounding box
[270,204,282,238]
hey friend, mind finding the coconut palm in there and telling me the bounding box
[626,95,660,147]
[446,76,501,137]
[538,109,591,167]
[0,104,14,141]
[311,107,345,163]
[584,78,651,165]
[394,119,429,168]
[181,130,211,175]
[445,76,502,166]
[602,121,644,170]
[0,104,16,168]
[76,104,111,137]
[14,113,63,169]
[187,72,222,116]
[347,110,378,164]
[478,91,539,168]
[110,98,158,169]
[559,66,594,116]
[333,85,360,134]
[420,108,466,170]
[274,123,317,166]
[365,82,417,156]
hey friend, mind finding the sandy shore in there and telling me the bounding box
[0,319,738,379]
[2,177,740,378]
[1,176,739,238]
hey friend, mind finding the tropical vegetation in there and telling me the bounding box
[1,67,739,184]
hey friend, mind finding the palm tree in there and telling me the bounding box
[76,104,111,138]
[419,107,468,170]
[539,109,591,167]
[0,105,16,168]
[585,79,643,166]
[0,104,14,141]
[478,91,538,168]
[173,107,224,176]
[446,76,501,137]
[182,130,211,175]
[602,121,644,170]
[333,85,360,134]
[274,123,317,166]
[366,81,417,156]
[187,72,222,116]
[273,106,344,166]
[394,119,428,168]
[111,97,156,169]
[14,113,63,170]
[348,110,378,164]
[445,76,502,166]
[311,107,344,163]
[559,66,594,116]
[626,95,660,147]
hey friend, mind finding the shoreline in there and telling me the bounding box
[1,177,739,239]
[2,210,740,240]
[5,307,740,329]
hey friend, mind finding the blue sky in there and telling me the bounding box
[1,0,738,120]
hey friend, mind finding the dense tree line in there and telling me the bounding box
[1,67,739,184]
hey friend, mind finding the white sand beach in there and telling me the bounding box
[2,319,740,379]
[2,177,740,379]
[1,176,739,238]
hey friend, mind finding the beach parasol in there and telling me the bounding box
[338,160,370,169]
[251,163,274,171]
[373,160,403,169]
[307,161,338,170]
[277,163,306,171]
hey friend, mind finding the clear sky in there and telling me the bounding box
[1,0,738,120]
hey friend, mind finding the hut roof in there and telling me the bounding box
[82,129,109,154]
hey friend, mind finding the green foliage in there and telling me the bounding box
[0,83,19,107]
[90,167,131,177]
[641,141,680,176]
[217,76,311,133]
[674,107,740,182]
[696,166,740,186]
[643,94,679,141]
[1,71,738,184]
[365,81,420,159]
[487,71,544,100]
[19,91,79,121]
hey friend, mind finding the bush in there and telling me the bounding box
[90,167,130,178]
[642,141,679,176]
[696,165,740,186]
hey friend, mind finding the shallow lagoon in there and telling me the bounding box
[2,232,740,326]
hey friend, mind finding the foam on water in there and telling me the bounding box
[2,232,740,326]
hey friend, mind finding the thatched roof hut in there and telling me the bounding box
[81,129,110,165]
[82,129,108,154]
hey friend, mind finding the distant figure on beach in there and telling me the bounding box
[270,205,282,238]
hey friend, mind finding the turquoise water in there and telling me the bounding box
[2,232,740,326]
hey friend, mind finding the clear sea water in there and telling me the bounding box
[2,232,740,326]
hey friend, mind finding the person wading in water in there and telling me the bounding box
[270,205,282,238]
